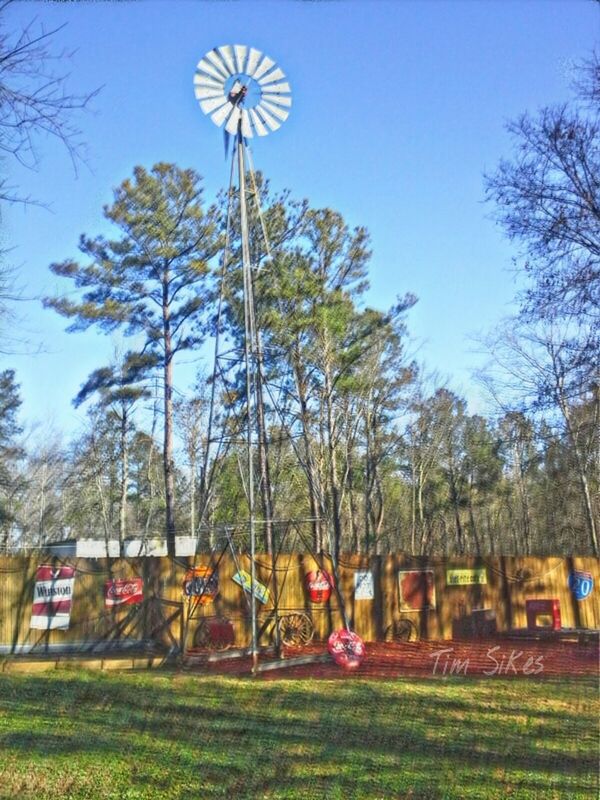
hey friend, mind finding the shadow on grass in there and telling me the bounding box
[0,672,597,799]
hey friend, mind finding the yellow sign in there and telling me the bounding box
[446,568,487,586]
[232,570,270,604]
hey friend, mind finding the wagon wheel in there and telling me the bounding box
[192,618,232,651]
[386,618,419,643]
[277,612,314,647]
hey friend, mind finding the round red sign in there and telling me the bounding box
[305,570,334,603]
[327,629,365,670]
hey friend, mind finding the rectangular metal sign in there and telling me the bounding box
[30,565,75,630]
[232,570,270,604]
[104,577,144,607]
[446,568,487,586]
[354,570,374,600]
[398,569,436,611]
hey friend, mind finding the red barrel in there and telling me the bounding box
[328,629,365,670]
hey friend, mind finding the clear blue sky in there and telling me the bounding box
[3,0,599,434]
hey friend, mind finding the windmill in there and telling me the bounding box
[193,45,292,670]
[193,44,292,140]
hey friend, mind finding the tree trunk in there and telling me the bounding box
[467,482,480,555]
[364,407,371,553]
[162,272,176,556]
[189,451,196,538]
[417,466,426,553]
[448,470,464,555]
[346,437,359,552]
[323,357,342,562]
[557,381,599,556]
[410,449,417,555]
[119,404,129,550]
[292,354,323,552]
[511,439,531,554]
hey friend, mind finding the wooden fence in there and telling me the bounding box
[0,554,598,651]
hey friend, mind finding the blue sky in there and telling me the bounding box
[2,0,599,434]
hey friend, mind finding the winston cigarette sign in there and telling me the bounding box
[30,565,75,630]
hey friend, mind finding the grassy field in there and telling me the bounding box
[0,668,597,799]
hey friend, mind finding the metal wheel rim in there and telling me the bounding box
[394,619,418,642]
[278,613,314,646]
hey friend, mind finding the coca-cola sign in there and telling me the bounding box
[328,629,365,670]
[305,570,334,603]
[104,577,143,607]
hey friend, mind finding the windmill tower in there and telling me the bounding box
[193,45,292,668]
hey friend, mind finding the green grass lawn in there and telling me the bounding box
[0,668,597,799]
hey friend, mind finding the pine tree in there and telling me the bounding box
[44,163,221,553]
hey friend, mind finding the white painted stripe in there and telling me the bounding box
[30,613,71,630]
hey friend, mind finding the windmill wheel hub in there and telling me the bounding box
[194,45,292,138]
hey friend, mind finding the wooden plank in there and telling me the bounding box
[254,654,331,673]
[184,645,276,666]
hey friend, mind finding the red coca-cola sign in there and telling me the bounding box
[328,629,365,670]
[305,570,334,603]
[104,577,143,607]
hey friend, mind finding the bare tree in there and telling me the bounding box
[0,0,98,203]
[478,320,599,555]
[175,387,208,539]
[485,52,599,369]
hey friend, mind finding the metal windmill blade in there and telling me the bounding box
[193,45,292,138]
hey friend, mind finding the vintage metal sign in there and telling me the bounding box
[104,577,143,607]
[568,571,594,601]
[30,565,75,630]
[446,568,487,586]
[354,570,375,600]
[328,629,365,670]
[305,570,334,603]
[398,569,436,611]
[183,567,219,604]
[232,570,270,604]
